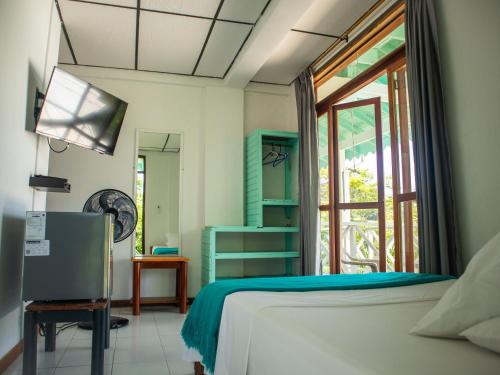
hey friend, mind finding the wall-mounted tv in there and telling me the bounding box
[35,67,128,156]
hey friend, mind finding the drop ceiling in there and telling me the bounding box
[56,0,378,86]
[139,132,181,153]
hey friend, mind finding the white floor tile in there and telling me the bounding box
[14,310,194,375]
[3,368,54,375]
[58,344,114,367]
[113,336,164,364]
[112,361,171,375]
[53,365,111,374]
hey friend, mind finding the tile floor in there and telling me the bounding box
[3,307,193,375]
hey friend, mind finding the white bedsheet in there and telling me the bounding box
[248,299,500,375]
[195,280,479,375]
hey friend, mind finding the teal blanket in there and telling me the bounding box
[181,272,453,372]
[152,247,178,255]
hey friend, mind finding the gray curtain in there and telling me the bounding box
[405,0,462,276]
[294,68,320,276]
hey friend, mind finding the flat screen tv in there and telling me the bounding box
[35,67,128,156]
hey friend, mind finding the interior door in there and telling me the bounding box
[330,97,386,273]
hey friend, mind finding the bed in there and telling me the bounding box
[183,278,500,375]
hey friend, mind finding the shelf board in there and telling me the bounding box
[215,251,300,260]
[262,199,299,207]
[205,226,299,233]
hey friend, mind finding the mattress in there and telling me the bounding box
[247,301,500,375]
[201,280,500,375]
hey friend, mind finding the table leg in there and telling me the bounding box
[45,322,56,352]
[176,266,180,299]
[104,301,110,349]
[133,262,141,316]
[22,311,37,375]
[91,309,105,375]
[179,262,188,314]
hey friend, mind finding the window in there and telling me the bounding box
[316,9,417,274]
[136,155,146,254]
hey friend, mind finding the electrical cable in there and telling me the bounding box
[38,322,79,336]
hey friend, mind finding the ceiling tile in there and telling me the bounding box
[139,132,181,150]
[218,0,268,23]
[59,0,136,69]
[58,30,74,64]
[138,11,211,74]
[139,132,167,150]
[167,134,181,149]
[95,0,137,7]
[294,0,378,36]
[253,32,334,85]
[196,21,252,78]
[141,0,220,18]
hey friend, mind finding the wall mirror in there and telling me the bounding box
[133,130,182,257]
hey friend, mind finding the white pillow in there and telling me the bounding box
[410,231,500,338]
[461,316,500,353]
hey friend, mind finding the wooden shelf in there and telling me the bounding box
[215,251,299,260]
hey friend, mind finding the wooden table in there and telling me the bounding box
[132,256,190,315]
[23,300,110,375]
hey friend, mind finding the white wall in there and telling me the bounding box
[0,0,60,359]
[47,66,244,298]
[244,82,298,135]
[435,0,500,265]
[140,150,180,253]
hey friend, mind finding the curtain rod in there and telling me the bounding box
[309,0,402,73]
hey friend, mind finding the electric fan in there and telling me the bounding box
[79,189,138,330]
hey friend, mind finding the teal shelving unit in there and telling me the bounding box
[246,129,299,227]
[201,129,300,285]
[201,226,299,285]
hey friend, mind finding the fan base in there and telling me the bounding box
[78,316,129,330]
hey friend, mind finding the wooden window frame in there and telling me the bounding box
[137,155,146,254]
[316,15,417,274]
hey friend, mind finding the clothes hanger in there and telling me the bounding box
[262,144,279,165]
[272,145,288,167]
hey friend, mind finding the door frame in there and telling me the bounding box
[329,97,385,273]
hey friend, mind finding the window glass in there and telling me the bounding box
[317,24,405,101]
[318,113,330,205]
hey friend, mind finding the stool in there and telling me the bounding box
[23,299,110,375]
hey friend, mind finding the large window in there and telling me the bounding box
[316,11,417,274]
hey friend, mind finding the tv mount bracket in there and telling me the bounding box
[34,88,45,121]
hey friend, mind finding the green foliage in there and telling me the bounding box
[135,175,144,254]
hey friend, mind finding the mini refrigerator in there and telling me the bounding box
[22,212,113,301]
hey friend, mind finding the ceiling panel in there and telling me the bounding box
[253,32,334,85]
[139,133,181,151]
[95,0,137,7]
[139,11,210,74]
[167,134,181,149]
[139,132,167,150]
[218,0,268,23]
[58,31,74,64]
[196,21,252,77]
[59,0,136,68]
[294,0,378,36]
[141,0,220,18]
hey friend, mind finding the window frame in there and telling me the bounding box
[137,155,146,254]
[315,14,417,274]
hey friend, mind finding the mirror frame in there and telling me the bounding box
[132,128,184,258]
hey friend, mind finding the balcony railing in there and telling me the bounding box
[320,221,418,273]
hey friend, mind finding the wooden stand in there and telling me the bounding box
[132,256,190,315]
[23,300,110,375]
[194,361,206,375]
